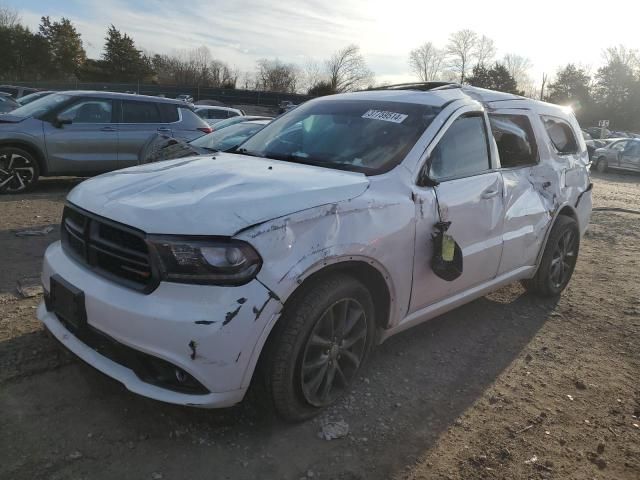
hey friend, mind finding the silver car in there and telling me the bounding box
[592,138,640,173]
[0,91,212,193]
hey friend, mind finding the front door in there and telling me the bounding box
[620,142,640,171]
[409,111,504,313]
[43,97,118,174]
[117,100,172,166]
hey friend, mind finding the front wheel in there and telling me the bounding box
[595,157,608,173]
[264,274,376,421]
[0,147,40,194]
[522,216,580,297]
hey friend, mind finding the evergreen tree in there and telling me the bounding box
[102,25,152,81]
[467,62,521,94]
[39,16,85,79]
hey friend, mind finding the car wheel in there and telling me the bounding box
[0,147,40,194]
[595,157,608,173]
[522,216,580,297]
[264,273,375,421]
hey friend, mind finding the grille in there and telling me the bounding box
[61,204,157,292]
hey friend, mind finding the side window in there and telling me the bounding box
[489,114,538,168]
[611,141,627,152]
[122,101,161,123]
[542,116,579,154]
[429,114,491,180]
[157,103,179,123]
[228,111,240,118]
[59,99,113,123]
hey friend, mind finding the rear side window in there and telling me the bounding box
[611,140,627,152]
[157,103,179,123]
[542,116,579,154]
[429,114,491,180]
[122,100,161,123]
[489,114,538,168]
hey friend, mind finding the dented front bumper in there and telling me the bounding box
[38,241,282,408]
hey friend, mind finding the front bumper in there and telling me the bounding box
[38,241,282,408]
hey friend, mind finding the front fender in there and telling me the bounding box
[235,191,416,329]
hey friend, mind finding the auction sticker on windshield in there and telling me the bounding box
[362,109,408,123]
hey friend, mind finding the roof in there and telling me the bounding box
[58,90,187,105]
[323,83,569,117]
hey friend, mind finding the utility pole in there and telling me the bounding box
[540,73,547,101]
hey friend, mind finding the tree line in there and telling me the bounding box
[1,4,639,130]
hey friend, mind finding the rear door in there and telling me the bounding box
[116,100,171,166]
[43,97,118,174]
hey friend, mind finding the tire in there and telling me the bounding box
[522,216,580,297]
[0,146,40,194]
[262,273,376,421]
[595,157,608,173]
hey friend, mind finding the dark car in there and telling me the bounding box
[0,85,39,99]
[139,119,270,164]
[0,93,20,113]
[0,91,213,193]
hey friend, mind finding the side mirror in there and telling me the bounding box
[54,115,72,128]
[418,154,440,187]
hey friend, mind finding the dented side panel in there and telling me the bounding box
[238,168,417,330]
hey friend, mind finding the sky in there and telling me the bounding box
[5,0,640,87]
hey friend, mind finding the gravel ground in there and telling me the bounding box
[0,171,638,480]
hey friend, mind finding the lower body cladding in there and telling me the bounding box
[38,241,282,408]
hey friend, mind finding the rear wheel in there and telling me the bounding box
[263,274,375,421]
[0,147,40,194]
[522,216,580,297]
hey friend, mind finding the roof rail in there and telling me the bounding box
[368,81,462,92]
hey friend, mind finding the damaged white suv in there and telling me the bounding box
[39,83,592,420]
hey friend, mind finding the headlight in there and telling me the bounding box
[148,236,262,285]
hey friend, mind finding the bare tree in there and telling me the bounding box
[326,44,374,92]
[256,59,299,93]
[446,29,478,83]
[474,35,496,68]
[0,4,19,28]
[503,53,532,84]
[409,42,445,81]
[301,58,325,93]
[602,45,640,70]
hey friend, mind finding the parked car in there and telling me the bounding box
[0,91,212,193]
[0,85,38,99]
[194,105,245,124]
[278,100,297,114]
[0,93,20,113]
[139,119,270,163]
[38,84,591,420]
[207,115,273,131]
[194,99,228,107]
[16,90,54,106]
[592,138,640,173]
[176,94,194,103]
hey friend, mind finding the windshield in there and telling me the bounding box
[9,93,71,118]
[191,122,266,151]
[239,99,441,174]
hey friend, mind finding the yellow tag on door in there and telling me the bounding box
[442,234,455,262]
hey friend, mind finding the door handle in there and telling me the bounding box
[100,126,117,132]
[481,189,499,199]
[157,127,171,133]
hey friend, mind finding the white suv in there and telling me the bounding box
[38,83,592,421]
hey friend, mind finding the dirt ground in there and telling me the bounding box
[0,171,638,480]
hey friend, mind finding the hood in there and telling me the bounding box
[0,114,27,123]
[68,154,370,236]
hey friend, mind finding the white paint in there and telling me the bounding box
[38,86,592,408]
